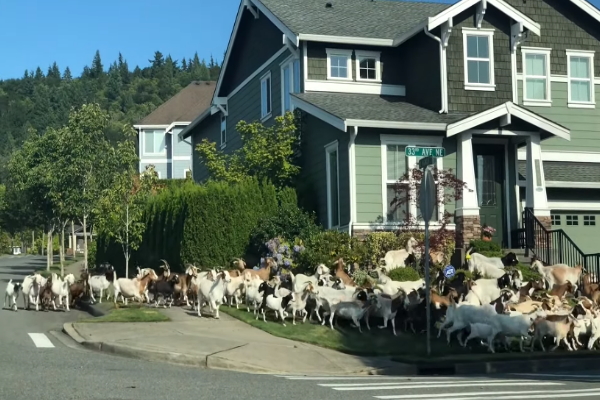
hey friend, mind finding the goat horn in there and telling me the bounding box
[160,259,170,269]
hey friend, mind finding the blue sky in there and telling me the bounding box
[1,0,600,80]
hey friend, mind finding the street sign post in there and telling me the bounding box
[419,166,437,357]
[405,146,445,157]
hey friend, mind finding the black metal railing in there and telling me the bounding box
[521,207,600,279]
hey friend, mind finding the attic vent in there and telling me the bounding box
[325,2,333,8]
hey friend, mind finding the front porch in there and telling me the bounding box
[448,102,571,248]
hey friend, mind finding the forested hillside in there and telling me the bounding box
[0,50,221,183]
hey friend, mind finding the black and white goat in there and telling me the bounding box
[150,274,179,308]
[256,281,295,326]
[4,279,22,311]
[465,247,519,279]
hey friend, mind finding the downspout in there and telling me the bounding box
[424,28,445,114]
[348,126,358,236]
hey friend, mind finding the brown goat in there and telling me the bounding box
[519,279,545,300]
[549,281,576,299]
[582,274,600,299]
[332,258,356,287]
[69,280,89,306]
[430,287,457,308]
[234,257,275,281]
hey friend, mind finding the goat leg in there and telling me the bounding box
[352,316,362,333]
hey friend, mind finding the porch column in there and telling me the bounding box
[455,132,481,247]
[525,133,550,225]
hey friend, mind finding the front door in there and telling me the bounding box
[473,145,505,246]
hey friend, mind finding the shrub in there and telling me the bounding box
[362,232,402,266]
[264,237,306,269]
[296,230,365,272]
[448,268,474,281]
[388,267,421,282]
[517,263,541,281]
[352,268,376,287]
[469,239,503,258]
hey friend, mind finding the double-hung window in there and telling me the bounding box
[382,136,442,224]
[220,114,227,148]
[567,50,595,108]
[281,57,301,113]
[462,28,495,91]
[260,71,272,120]
[326,49,353,81]
[325,141,340,228]
[522,47,551,106]
[143,130,166,155]
[355,50,381,82]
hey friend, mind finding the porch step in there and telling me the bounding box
[505,248,529,265]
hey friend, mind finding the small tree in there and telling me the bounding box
[391,167,470,267]
[195,111,300,187]
[95,163,159,278]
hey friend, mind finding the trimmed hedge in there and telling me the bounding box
[97,178,282,274]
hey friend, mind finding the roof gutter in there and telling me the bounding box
[348,126,358,237]
[423,19,452,114]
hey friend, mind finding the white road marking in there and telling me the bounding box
[28,333,54,348]
[376,388,600,399]
[428,391,600,400]
[330,382,563,391]
[274,375,466,380]
[511,373,600,379]
[319,379,537,387]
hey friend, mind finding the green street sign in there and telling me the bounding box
[405,146,445,157]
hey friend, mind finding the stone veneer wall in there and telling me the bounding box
[455,215,481,248]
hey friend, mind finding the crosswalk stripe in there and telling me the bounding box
[319,379,538,387]
[272,375,454,380]
[375,388,600,399]
[28,333,54,348]
[511,373,600,379]
[330,382,563,391]
[430,391,600,400]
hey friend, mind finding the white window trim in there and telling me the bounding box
[355,50,382,83]
[280,56,300,115]
[521,47,552,107]
[380,135,445,226]
[326,48,353,81]
[325,140,341,229]
[183,168,191,179]
[142,129,166,156]
[260,71,272,121]
[156,171,162,179]
[220,114,227,149]
[462,28,496,91]
[566,49,596,109]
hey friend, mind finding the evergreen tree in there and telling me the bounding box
[63,67,73,81]
[91,50,104,78]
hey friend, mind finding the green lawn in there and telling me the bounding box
[79,303,170,323]
[35,257,83,278]
[220,306,489,357]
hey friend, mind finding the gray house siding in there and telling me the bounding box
[507,0,600,76]
[305,42,404,85]
[447,7,513,113]
[140,161,168,179]
[172,127,192,157]
[218,9,284,95]
[191,113,221,183]
[298,113,350,229]
[400,31,442,111]
[354,130,457,224]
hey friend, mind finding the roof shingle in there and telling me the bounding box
[292,92,468,124]
[258,0,451,40]
[137,81,216,126]
[518,161,600,183]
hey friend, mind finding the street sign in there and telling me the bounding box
[443,265,456,279]
[405,146,445,157]
[419,167,437,223]
[418,156,435,169]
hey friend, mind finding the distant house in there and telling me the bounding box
[134,81,216,179]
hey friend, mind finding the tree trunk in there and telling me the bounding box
[71,221,76,259]
[125,204,130,278]
[60,223,66,276]
[31,231,35,255]
[82,215,88,270]
[46,228,53,270]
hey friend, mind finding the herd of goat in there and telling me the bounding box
[4,240,600,353]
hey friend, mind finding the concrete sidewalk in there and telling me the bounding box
[63,307,409,375]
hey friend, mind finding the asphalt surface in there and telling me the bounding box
[2,255,600,400]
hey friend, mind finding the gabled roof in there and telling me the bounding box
[291,92,468,132]
[136,81,216,127]
[518,161,600,185]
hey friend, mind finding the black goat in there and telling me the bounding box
[150,274,178,308]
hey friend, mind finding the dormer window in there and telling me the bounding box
[355,50,381,82]
[462,28,495,91]
[326,48,353,80]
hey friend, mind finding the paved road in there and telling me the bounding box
[2,255,600,400]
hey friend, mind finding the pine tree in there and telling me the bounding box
[117,52,130,84]
[34,67,45,81]
[91,50,104,79]
[63,67,73,81]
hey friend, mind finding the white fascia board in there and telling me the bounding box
[164,122,191,133]
[213,0,298,102]
[446,103,509,136]
[133,124,169,129]
[546,181,600,189]
[570,0,600,24]
[548,200,600,210]
[345,119,447,131]
[428,0,540,37]
[252,0,299,46]
[517,150,600,163]
[298,33,394,47]
[506,103,570,140]
[290,96,346,132]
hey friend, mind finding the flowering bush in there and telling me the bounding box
[482,225,496,238]
[263,236,305,269]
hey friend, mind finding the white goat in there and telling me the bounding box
[379,236,418,272]
[375,268,424,296]
[530,315,575,351]
[88,274,112,303]
[290,264,330,293]
[224,273,245,309]
[21,273,44,311]
[112,269,158,305]
[530,259,583,292]
[243,272,264,314]
[258,290,295,326]
[463,323,495,348]
[463,278,511,306]
[488,313,536,353]
[287,282,318,325]
[324,293,380,333]
[50,273,75,311]
[364,290,405,336]
[197,270,231,319]
[438,301,497,344]
[587,316,600,350]
[4,279,22,311]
